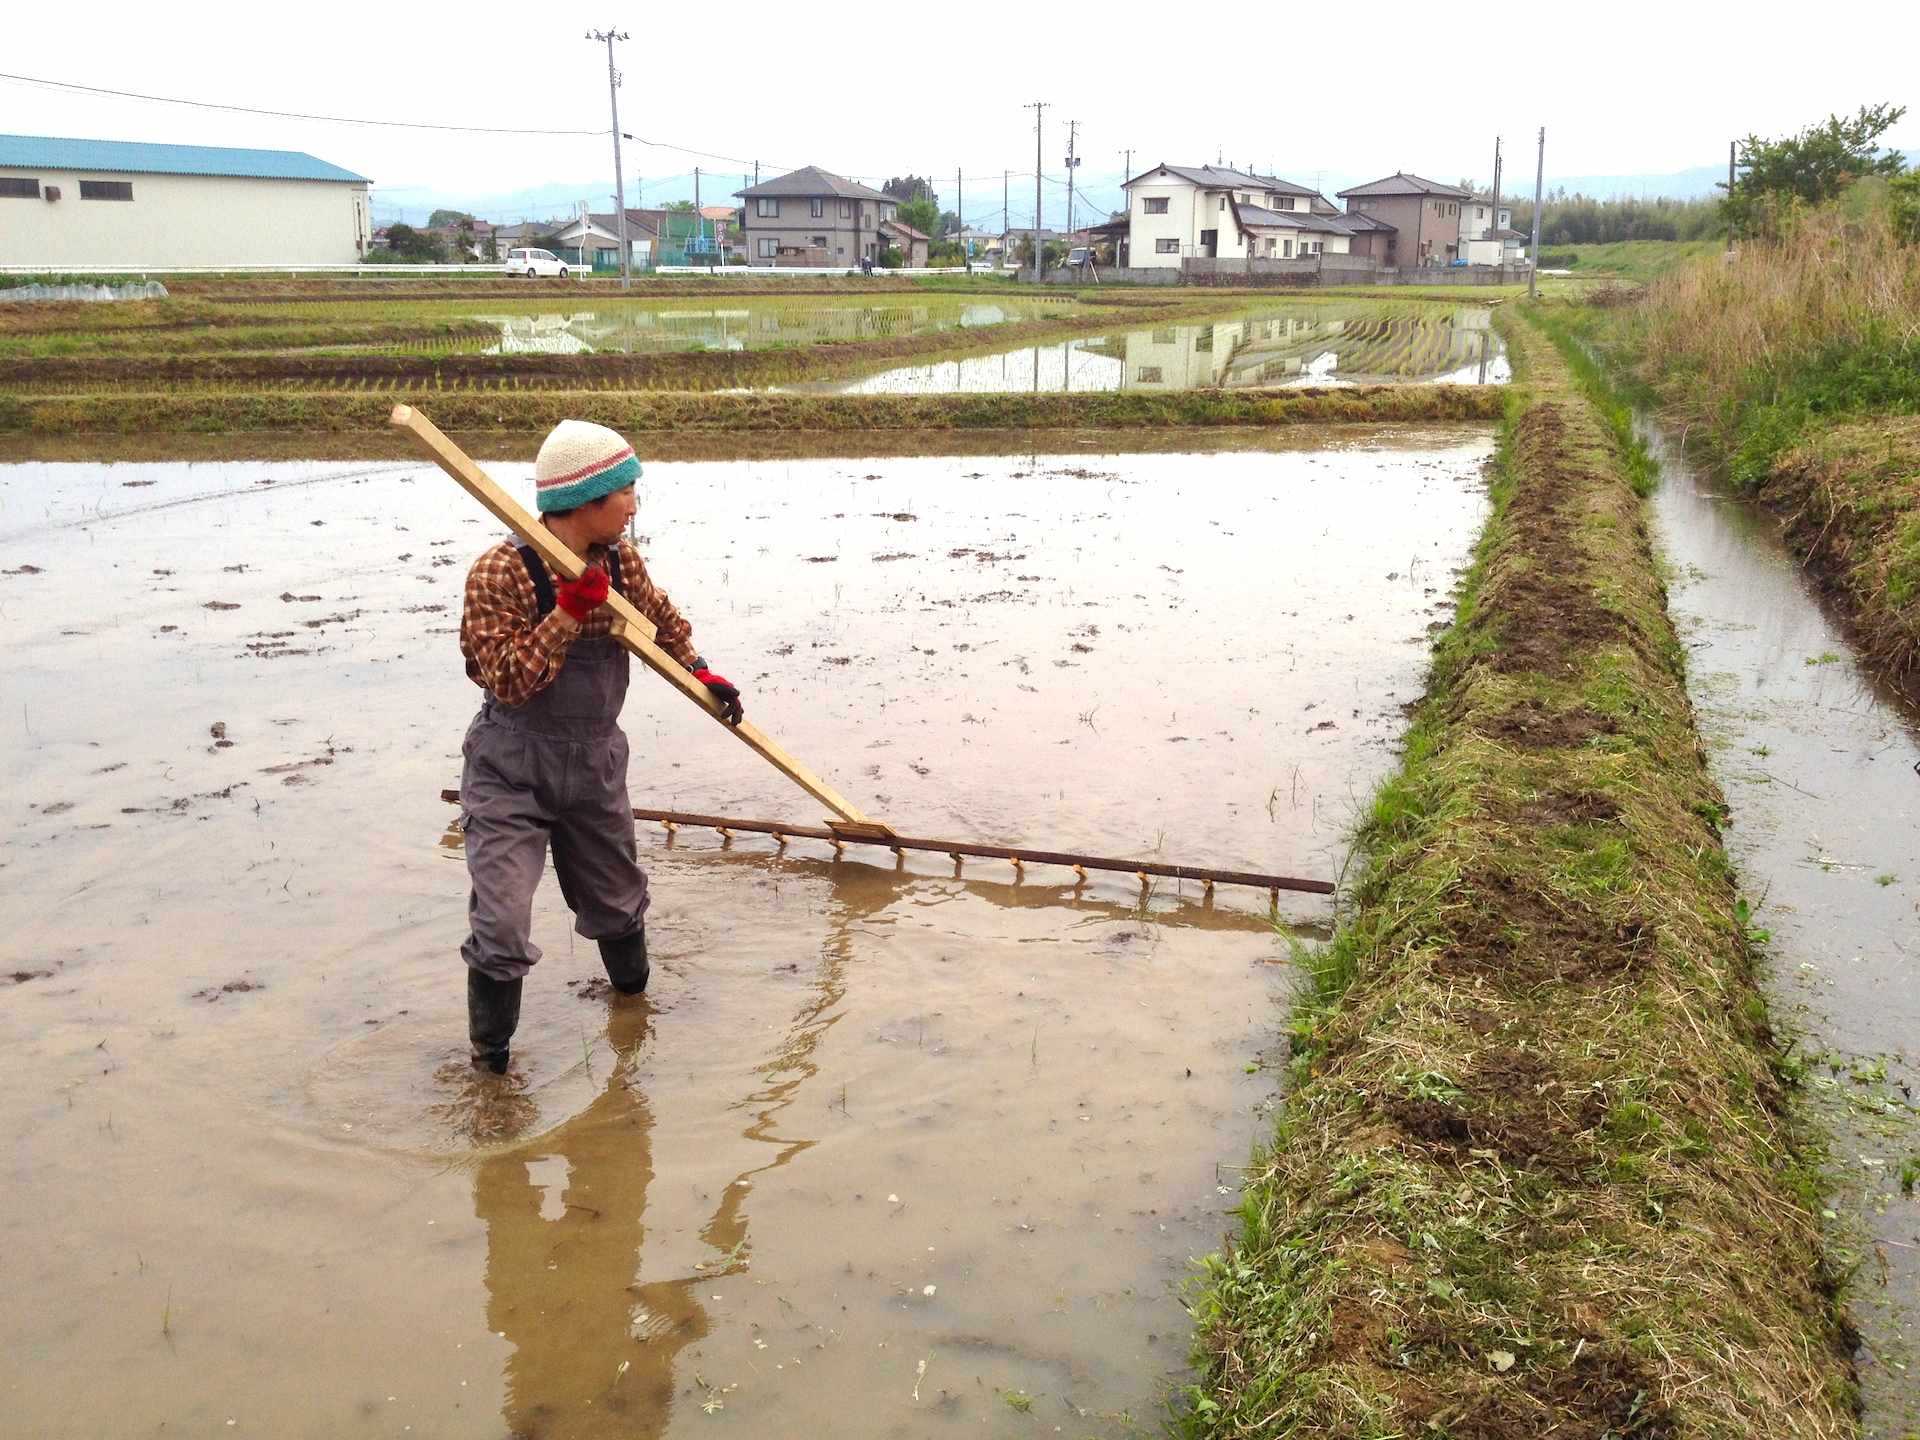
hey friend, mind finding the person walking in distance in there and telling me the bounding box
[457,420,744,1074]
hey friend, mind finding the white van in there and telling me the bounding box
[505,248,570,279]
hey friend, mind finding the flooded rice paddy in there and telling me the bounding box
[474,298,1069,355]
[1645,426,1920,1434]
[0,431,1494,1436]
[789,306,1508,394]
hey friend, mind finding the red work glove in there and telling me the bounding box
[694,666,744,725]
[555,564,610,622]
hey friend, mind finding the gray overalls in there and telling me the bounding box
[460,546,648,982]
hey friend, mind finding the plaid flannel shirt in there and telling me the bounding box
[460,537,700,706]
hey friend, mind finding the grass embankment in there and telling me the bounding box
[0,384,1504,437]
[1538,240,1721,283]
[1598,208,1920,696]
[1183,309,1857,1438]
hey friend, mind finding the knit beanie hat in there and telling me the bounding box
[533,420,642,513]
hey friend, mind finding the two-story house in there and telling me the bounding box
[1121,164,1344,269]
[1461,195,1527,265]
[1335,173,1472,266]
[735,165,899,267]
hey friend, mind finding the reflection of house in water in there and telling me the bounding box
[483,303,1011,357]
[1092,309,1503,390]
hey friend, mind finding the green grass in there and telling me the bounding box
[1540,239,1721,282]
[1179,304,1856,1440]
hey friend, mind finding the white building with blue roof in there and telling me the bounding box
[0,134,372,269]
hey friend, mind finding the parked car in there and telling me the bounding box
[506,248,569,279]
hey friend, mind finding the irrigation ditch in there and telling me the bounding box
[1181,309,1859,1438]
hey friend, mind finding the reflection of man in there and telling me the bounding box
[475,1003,712,1439]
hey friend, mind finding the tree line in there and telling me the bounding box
[1506,104,1916,248]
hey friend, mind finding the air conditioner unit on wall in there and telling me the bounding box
[44,185,61,201]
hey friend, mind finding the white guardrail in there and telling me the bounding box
[0,263,1005,278]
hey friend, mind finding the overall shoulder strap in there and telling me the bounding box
[515,544,555,617]
[605,544,623,598]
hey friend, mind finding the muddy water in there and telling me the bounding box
[1643,427,1920,1435]
[474,299,1065,356]
[788,306,1508,394]
[0,432,1492,1437]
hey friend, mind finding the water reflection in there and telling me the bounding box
[798,306,1507,394]
[479,302,1037,356]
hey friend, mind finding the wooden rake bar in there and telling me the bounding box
[437,792,1332,897]
[391,403,884,831]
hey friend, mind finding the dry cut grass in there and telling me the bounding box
[1181,309,1858,1439]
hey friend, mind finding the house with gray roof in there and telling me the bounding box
[1120,163,1338,269]
[0,133,371,268]
[1335,173,1472,266]
[735,165,901,267]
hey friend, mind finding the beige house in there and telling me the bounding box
[0,133,370,268]
[735,165,899,266]
[1335,173,1471,266]
[1121,164,1335,269]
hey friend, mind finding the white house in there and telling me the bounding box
[0,134,371,268]
[1121,164,1340,269]
[1461,196,1520,265]
[546,211,657,272]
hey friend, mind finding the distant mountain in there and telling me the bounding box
[372,177,731,227]
[1501,151,1917,202]
[376,152,1920,226]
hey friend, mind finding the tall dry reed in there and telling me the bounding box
[1621,202,1920,454]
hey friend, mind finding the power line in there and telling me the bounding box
[0,70,605,136]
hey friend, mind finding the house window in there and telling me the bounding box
[1217,197,1226,212]
[1143,196,1168,214]
[756,198,780,218]
[1154,238,1178,253]
[80,180,133,201]
[758,237,778,258]
[1278,196,1295,210]
[1283,239,1294,258]
[840,201,852,219]
[811,235,827,247]
[0,176,39,199]
[1136,366,1163,383]
[810,198,824,218]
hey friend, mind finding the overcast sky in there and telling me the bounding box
[5,2,1916,225]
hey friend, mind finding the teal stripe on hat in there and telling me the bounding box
[535,450,642,512]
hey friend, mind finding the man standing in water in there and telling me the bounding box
[457,420,744,1074]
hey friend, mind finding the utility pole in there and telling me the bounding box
[1527,126,1545,300]
[1025,101,1047,281]
[1726,139,1737,254]
[958,165,970,272]
[1488,135,1502,256]
[1064,119,1081,243]
[694,165,702,260]
[1003,170,1009,236]
[587,27,631,290]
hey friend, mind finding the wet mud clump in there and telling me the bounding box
[1477,698,1618,749]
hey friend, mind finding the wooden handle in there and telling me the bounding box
[390,404,883,830]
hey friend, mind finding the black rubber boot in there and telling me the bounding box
[467,969,523,1074]
[598,928,649,996]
